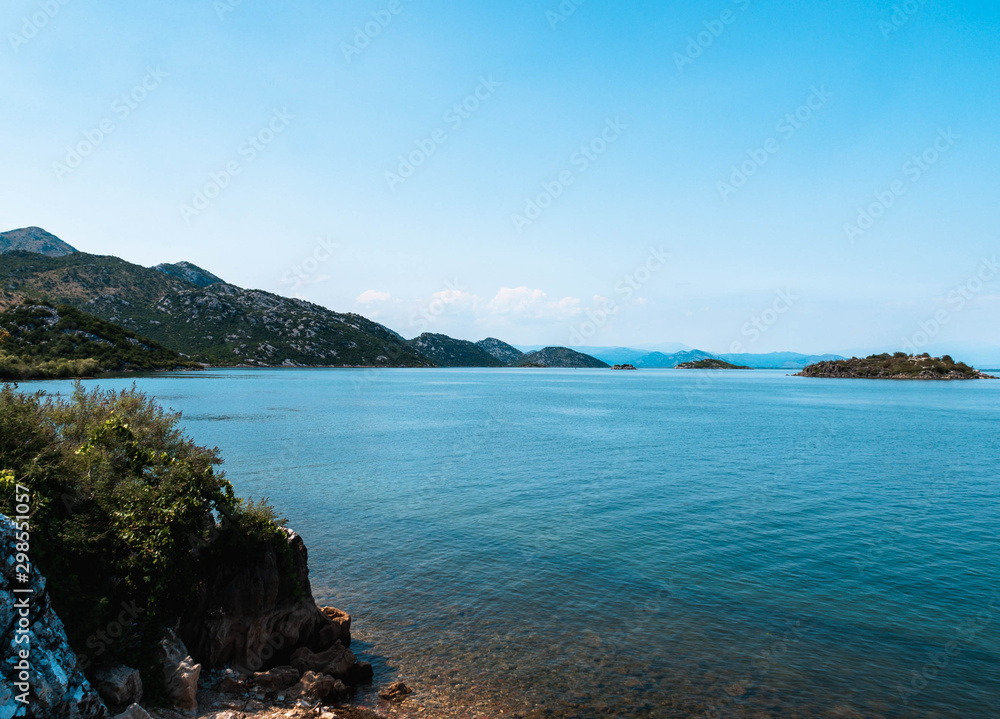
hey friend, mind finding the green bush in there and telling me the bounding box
[0,382,287,689]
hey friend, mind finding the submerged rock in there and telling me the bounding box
[379,680,412,703]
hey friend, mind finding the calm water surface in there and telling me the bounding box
[26,369,1000,718]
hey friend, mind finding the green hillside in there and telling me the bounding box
[0,247,432,368]
[0,302,198,380]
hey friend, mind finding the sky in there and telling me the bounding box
[2,0,999,360]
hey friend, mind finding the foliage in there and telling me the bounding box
[0,383,288,687]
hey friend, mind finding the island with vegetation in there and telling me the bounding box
[612,364,637,370]
[676,359,751,370]
[796,353,996,380]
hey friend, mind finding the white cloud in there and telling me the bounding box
[356,289,391,304]
[486,287,582,319]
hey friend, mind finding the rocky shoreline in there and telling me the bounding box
[0,516,416,719]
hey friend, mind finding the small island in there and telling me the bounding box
[612,364,637,370]
[796,353,996,380]
[676,359,751,370]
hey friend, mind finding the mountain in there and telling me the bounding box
[476,337,525,366]
[0,239,431,367]
[633,350,716,368]
[154,261,225,287]
[407,333,505,367]
[519,347,609,368]
[719,352,845,369]
[0,227,77,257]
[0,301,198,379]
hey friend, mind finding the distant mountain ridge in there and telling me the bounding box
[476,337,525,365]
[0,230,431,368]
[520,347,610,368]
[407,333,505,367]
[0,227,77,257]
[0,227,851,370]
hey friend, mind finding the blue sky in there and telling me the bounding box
[2,0,999,359]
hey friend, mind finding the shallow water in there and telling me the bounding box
[25,369,1000,718]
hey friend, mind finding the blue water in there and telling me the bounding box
[23,369,1000,718]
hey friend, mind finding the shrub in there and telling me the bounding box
[0,382,287,690]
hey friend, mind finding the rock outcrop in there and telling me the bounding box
[180,528,350,672]
[159,629,200,715]
[0,516,107,719]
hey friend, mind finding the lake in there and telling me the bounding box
[23,368,1000,718]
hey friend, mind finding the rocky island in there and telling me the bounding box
[796,353,996,380]
[676,359,751,370]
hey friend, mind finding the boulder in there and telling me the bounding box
[343,660,374,686]
[111,705,151,719]
[252,665,299,691]
[286,671,347,703]
[0,515,108,719]
[158,629,201,714]
[216,667,246,694]
[180,528,345,670]
[379,680,412,703]
[319,606,352,647]
[290,641,355,677]
[93,664,142,706]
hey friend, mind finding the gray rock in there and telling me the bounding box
[158,629,200,714]
[94,665,142,706]
[111,705,151,719]
[0,515,108,719]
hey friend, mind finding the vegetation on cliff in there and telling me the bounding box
[0,301,199,380]
[796,353,995,380]
[0,383,289,693]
